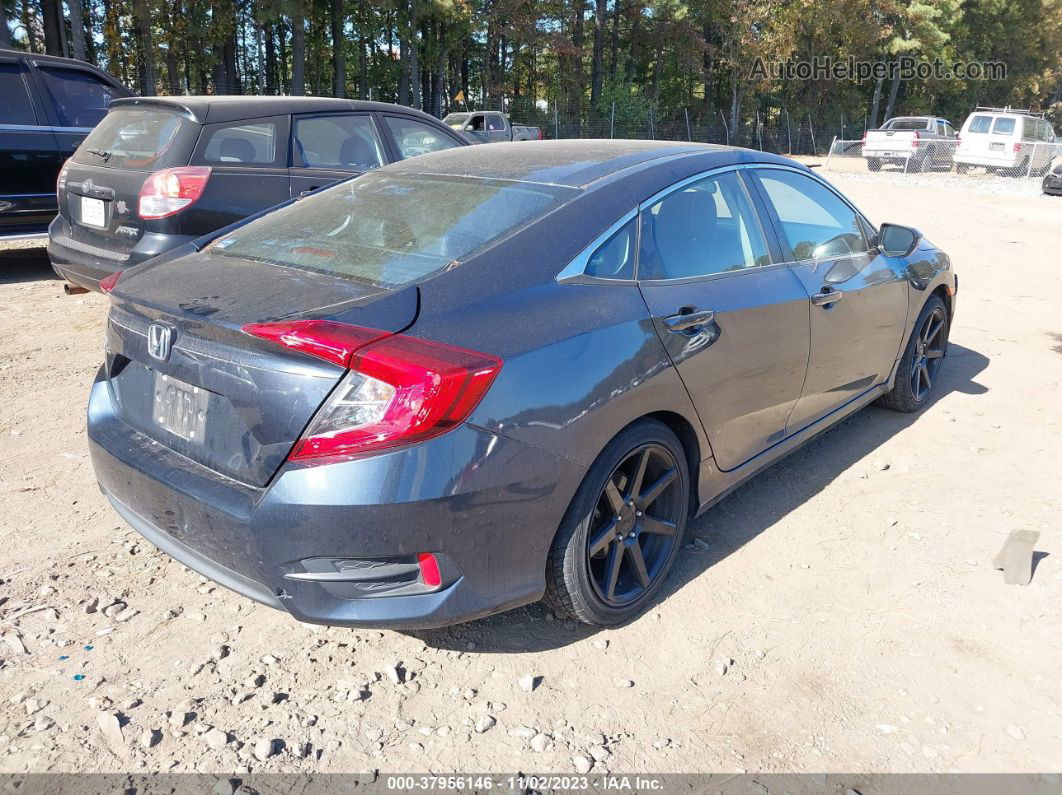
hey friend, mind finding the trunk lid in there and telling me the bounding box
[104,252,419,487]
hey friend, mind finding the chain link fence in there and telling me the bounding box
[824,137,1061,179]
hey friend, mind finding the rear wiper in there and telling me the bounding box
[87,148,113,161]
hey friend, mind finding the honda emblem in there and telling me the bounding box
[147,324,174,361]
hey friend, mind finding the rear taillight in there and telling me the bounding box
[138,166,211,220]
[861,132,867,145]
[57,159,69,197]
[537,129,544,140]
[99,270,123,293]
[241,322,503,461]
[1013,142,1021,153]
[912,131,920,144]
[955,135,962,147]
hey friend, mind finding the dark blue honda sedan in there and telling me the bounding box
[87,140,956,628]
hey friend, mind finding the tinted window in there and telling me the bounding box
[585,218,636,279]
[73,108,195,170]
[38,67,120,127]
[0,64,37,125]
[887,119,929,131]
[757,170,866,261]
[967,115,992,134]
[211,173,575,288]
[385,116,462,160]
[639,171,770,280]
[294,114,384,170]
[992,118,1016,135]
[487,114,506,131]
[936,122,946,136]
[203,122,276,164]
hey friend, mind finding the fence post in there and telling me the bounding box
[554,101,559,139]
[684,108,691,142]
[756,111,763,151]
[720,110,729,146]
[610,102,615,139]
[1026,143,1036,178]
[786,109,792,154]
[825,136,837,169]
[808,115,817,155]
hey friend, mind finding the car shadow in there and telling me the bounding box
[413,343,989,653]
[0,245,57,284]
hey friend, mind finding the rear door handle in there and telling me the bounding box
[811,289,844,307]
[663,308,716,333]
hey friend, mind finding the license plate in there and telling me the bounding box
[154,372,208,442]
[990,142,1004,152]
[80,196,106,228]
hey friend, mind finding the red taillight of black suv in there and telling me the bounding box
[138,167,212,220]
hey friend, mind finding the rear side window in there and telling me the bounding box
[38,67,120,127]
[72,108,195,170]
[384,116,462,160]
[0,64,37,125]
[202,122,276,164]
[294,114,384,170]
[967,116,992,134]
[756,169,867,261]
[585,218,636,280]
[210,172,575,288]
[639,171,770,280]
[992,118,1016,135]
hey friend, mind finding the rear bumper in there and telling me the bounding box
[87,375,585,629]
[47,215,195,291]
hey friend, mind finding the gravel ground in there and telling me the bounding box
[0,172,1059,775]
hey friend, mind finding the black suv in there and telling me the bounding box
[48,96,470,291]
[0,48,128,243]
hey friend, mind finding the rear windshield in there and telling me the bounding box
[210,171,576,289]
[72,107,196,170]
[966,115,992,134]
[992,118,1016,135]
[885,118,929,131]
[442,114,469,129]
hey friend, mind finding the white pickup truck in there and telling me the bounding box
[861,116,958,172]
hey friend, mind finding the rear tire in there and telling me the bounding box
[955,162,970,174]
[544,419,690,627]
[867,158,882,172]
[877,295,949,413]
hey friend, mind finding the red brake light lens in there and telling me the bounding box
[138,166,211,220]
[99,269,124,293]
[241,320,392,369]
[57,159,70,197]
[244,321,503,461]
[418,553,442,588]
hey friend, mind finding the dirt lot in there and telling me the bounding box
[0,173,1059,776]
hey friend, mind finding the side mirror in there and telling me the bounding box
[877,223,921,258]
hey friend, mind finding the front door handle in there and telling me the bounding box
[811,289,844,307]
[663,308,716,333]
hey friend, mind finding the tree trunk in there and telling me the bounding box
[0,1,13,47]
[66,0,88,60]
[883,62,901,122]
[331,0,345,97]
[869,76,883,128]
[357,34,368,99]
[291,0,305,96]
[398,35,409,105]
[590,0,605,108]
[608,0,620,80]
[701,20,712,114]
[571,0,584,136]
[408,0,420,108]
[41,0,62,55]
[264,23,277,94]
[133,0,156,94]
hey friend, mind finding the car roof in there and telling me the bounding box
[108,95,446,125]
[0,47,128,90]
[383,139,797,188]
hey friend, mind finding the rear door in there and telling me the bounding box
[747,167,908,432]
[190,115,291,227]
[289,112,387,198]
[636,167,811,471]
[31,61,125,162]
[0,55,59,235]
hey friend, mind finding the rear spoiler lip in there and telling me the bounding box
[109,97,200,123]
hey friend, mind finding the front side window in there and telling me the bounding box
[38,67,120,127]
[755,169,866,261]
[0,64,37,125]
[384,116,462,160]
[210,172,575,289]
[202,122,277,164]
[294,114,384,170]
[639,171,770,280]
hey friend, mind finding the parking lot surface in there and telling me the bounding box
[0,174,1059,774]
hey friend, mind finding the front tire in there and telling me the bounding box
[877,295,949,413]
[544,419,689,627]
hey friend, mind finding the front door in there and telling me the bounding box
[748,167,909,431]
[637,168,812,471]
[289,113,387,198]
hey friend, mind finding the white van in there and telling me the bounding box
[954,108,1058,176]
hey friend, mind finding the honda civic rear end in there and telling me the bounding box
[86,170,588,629]
[49,102,217,291]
